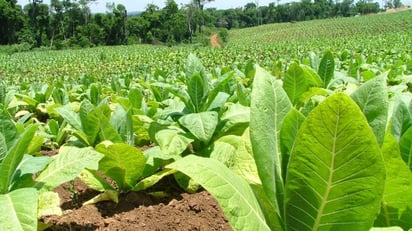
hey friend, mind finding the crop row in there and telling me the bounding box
[0,10,412,231]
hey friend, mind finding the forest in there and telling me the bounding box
[0,0,404,49]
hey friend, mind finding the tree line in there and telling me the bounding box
[0,0,404,49]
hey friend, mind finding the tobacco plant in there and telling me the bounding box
[165,62,412,230]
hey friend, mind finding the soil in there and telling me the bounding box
[210,34,221,48]
[41,177,233,231]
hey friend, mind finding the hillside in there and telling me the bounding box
[227,10,412,46]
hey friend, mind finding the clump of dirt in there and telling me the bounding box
[42,177,232,231]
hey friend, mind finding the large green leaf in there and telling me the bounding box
[351,74,388,146]
[96,142,146,190]
[0,134,7,162]
[209,135,241,167]
[205,71,235,110]
[374,133,412,229]
[318,50,335,88]
[399,127,412,171]
[283,63,309,105]
[187,73,207,113]
[218,103,250,135]
[0,188,38,231]
[250,65,291,217]
[10,155,52,190]
[231,128,261,185]
[34,146,103,191]
[185,53,206,82]
[178,111,218,144]
[283,63,322,106]
[285,93,385,231]
[38,191,62,217]
[79,100,99,145]
[280,108,305,180]
[167,155,270,231]
[155,129,194,156]
[391,100,412,141]
[0,125,37,194]
[133,168,176,191]
[0,109,17,149]
[56,106,82,131]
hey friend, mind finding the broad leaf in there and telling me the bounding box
[318,50,335,88]
[209,135,241,167]
[187,73,207,113]
[141,146,174,178]
[280,108,305,180]
[284,63,322,106]
[133,168,176,191]
[399,127,412,171]
[95,109,123,144]
[218,103,250,135]
[250,65,291,217]
[178,111,218,144]
[205,92,229,112]
[285,93,385,231]
[374,133,412,229]
[283,63,309,105]
[185,53,206,82]
[205,71,235,110]
[167,155,270,231]
[38,191,62,217]
[79,169,115,192]
[250,184,283,231]
[15,155,52,176]
[0,188,38,231]
[34,146,103,191]
[79,100,99,145]
[56,106,82,131]
[0,109,17,149]
[231,128,261,185]
[10,155,52,190]
[0,125,37,193]
[96,142,146,190]
[155,129,194,156]
[0,134,7,162]
[391,100,412,141]
[351,74,388,146]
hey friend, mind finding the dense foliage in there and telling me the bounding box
[0,10,411,231]
[1,0,406,49]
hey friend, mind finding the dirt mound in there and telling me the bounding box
[42,178,232,231]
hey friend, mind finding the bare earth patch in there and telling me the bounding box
[210,34,221,48]
[42,178,232,231]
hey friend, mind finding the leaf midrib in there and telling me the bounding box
[312,104,340,231]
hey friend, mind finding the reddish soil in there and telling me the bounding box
[210,34,221,48]
[42,177,232,231]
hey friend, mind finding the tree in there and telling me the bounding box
[24,1,50,46]
[0,0,25,44]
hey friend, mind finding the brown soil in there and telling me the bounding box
[42,177,232,231]
[210,34,221,48]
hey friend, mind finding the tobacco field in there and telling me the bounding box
[0,9,412,231]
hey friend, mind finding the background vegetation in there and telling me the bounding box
[0,0,406,49]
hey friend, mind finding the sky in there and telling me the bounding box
[17,0,412,13]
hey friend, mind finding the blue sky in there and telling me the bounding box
[17,0,281,12]
[17,0,412,12]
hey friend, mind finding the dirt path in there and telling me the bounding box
[210,33,221,47]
